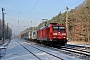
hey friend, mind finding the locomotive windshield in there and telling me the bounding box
[53,26,65,31]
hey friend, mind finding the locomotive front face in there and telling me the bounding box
[52,25,67,40]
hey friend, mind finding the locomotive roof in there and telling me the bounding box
[49,23,65,26]
[39,26,48,29]
[38,23,65,30]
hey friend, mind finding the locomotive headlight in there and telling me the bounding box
[63,37,66,38]
[53,33,57,35]
[53,37,56,38]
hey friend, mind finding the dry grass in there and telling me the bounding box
[68,41,90,45]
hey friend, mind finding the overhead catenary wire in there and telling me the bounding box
[69,0,84,8]
[45,0,60,18]
[47,0,84,19]
[24,0,39,20]
[61,0,84,12]
[47,0,60,12]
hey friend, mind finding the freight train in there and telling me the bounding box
[21,23,67,46]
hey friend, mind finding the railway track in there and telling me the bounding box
[49,44,90,60]
[60,44,90,57]
[17,41,41,60]
[31,41,90,57]
[27,41,90,60]
[17,41,63,60]
[17,39,90,60]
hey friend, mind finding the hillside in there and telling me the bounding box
[37,0,90,43]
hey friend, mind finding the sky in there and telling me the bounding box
[0,0,84,35]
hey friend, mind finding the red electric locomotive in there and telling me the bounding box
[37,23,67,46]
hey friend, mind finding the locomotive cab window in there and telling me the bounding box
[53,26,65,31]
[53,26,58,30]
[59,27,65,31]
